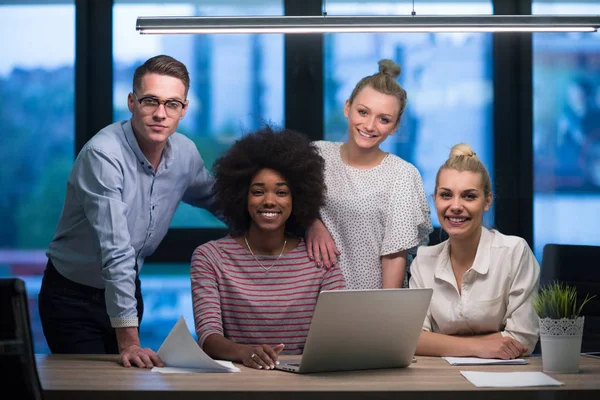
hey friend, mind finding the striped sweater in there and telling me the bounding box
[191,236,347,355]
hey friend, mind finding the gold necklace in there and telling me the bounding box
[244,236,287,274]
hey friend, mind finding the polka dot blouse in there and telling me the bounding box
[314,141,433,289]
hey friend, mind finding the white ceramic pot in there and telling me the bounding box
[539,316,584,373]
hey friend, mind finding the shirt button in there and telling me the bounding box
[459,312,464,318]
[152,206,155,210]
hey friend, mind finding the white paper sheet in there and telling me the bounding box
[460,371,564,387]
[151,316,240,373]
[443,356,528,365]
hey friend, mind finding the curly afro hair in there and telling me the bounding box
[212,126,326,236]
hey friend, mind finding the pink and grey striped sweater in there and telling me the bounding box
[191,236,347,355]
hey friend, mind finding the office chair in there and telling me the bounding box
[0,278,44,400]
[427,227,449,247]
[540,244,600,353]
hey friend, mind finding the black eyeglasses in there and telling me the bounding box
[133,92,186,117]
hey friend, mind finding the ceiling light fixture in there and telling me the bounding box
[136,15,600,35]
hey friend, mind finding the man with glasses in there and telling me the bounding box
[39,55,219,368]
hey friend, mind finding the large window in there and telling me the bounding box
[113,0,284,229]
[532,1,600,259]
[323,1,494,227]
[0,1,76,354]
[9,0,597,354]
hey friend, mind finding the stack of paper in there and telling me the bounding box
[151,316,240,373]
[460,371,564,387]
[443,357,528,365]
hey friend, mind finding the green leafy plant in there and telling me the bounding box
[534,281,596,319]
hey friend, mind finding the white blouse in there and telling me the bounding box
[409,227,540,354]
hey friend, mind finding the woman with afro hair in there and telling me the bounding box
[190,126,346,370]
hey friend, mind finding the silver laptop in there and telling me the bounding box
[276,288,433,374]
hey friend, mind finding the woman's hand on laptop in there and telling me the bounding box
[243,343,285,370]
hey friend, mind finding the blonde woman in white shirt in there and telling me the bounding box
[409,143,540,359]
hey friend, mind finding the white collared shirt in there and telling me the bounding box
[409,227,540,354]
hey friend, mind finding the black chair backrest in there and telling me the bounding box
[0,278,44,400]
[540,244,600,352]
[541,244,600,284]
[427,227,449,247]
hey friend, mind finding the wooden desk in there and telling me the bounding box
[37,354,600,400]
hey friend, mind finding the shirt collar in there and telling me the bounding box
[433,241,453,285]
[122,119,174,171]
[162,138,174,170]
[470,227,492,275]
[434,227,492,284]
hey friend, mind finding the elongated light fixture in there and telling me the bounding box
[136,15,600,35]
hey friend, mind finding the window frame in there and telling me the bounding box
[75,0,534,263]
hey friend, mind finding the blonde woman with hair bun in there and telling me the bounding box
[409,143,541,359]
[305,59,433,289]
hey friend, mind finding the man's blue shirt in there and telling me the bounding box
[47,120,217,328]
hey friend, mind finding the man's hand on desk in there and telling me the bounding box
[116,326,164,368]
[119,344,164,368]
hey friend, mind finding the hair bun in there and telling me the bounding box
[378,59,401,78]
[449,143,477,159]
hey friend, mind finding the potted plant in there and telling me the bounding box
[534,281,596,373]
